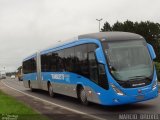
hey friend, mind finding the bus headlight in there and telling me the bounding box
[152,79,157,90]
[111,84,125,96]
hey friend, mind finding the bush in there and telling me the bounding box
[155,62,160,82]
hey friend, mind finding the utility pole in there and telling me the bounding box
[96,18,103,32]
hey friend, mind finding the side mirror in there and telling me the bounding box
[95,48,106,64]
[147,44,156,60]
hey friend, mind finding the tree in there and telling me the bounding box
[112,21,124,31]
[101,21,112,31]
[123,20,135,32]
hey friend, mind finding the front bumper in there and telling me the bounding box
[100,87,159,106]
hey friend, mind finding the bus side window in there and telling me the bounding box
[88,52,99,84]
[57,50,65,72]
[41,54,49,72]
[23,57,37,74]
[23,61,27,74]
[31,58,37,73]
[65,47,75,72]
[50,52,57,72]
[74,44,89,78]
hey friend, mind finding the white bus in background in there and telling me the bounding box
[0,71,6,79]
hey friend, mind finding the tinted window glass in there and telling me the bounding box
[41,52,60,72]
[41,54,50,72]
[75,44,89,78]
[23,57,36,74]
[65,47,75,72]
[57,50,65,72]
[98,64,109,89]
[88,44,98,52]
[50,52,58,72]
[88,52,98,83]
[31,58,37,73]
[40,43,99,82]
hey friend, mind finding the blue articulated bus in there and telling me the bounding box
[23,32,158,105]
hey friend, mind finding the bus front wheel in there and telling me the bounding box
[78,87,88,105]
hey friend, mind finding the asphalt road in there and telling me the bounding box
[1,78,160,120]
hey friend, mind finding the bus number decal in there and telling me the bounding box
[51,74,65,80]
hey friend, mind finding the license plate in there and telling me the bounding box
[136,95,144,100]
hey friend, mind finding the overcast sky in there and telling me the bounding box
[0,0,159,72]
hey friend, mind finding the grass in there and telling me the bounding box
[0,90,49,120]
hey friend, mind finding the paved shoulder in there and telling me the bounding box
[0,80,102,120]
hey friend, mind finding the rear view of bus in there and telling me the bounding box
[81,32,158,105]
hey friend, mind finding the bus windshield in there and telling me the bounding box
[103,40,153,81]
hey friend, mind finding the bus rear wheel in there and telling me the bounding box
[48,83,55,97]
[29,81,35,92]
[78,87,88,105]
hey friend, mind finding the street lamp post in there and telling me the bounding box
[96,18,103,32]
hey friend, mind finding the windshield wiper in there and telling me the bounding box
[129,76,149,80]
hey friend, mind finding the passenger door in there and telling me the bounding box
[88,46,109,90]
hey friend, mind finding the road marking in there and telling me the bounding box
[1,80,106,120]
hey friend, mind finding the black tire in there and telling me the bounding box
[29,81,35,92]
[48,83,55,97]
[78,87,88,105]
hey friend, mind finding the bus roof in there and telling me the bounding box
[78,32,143,41]
[23,32,144,61]
[23,53,37,62]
